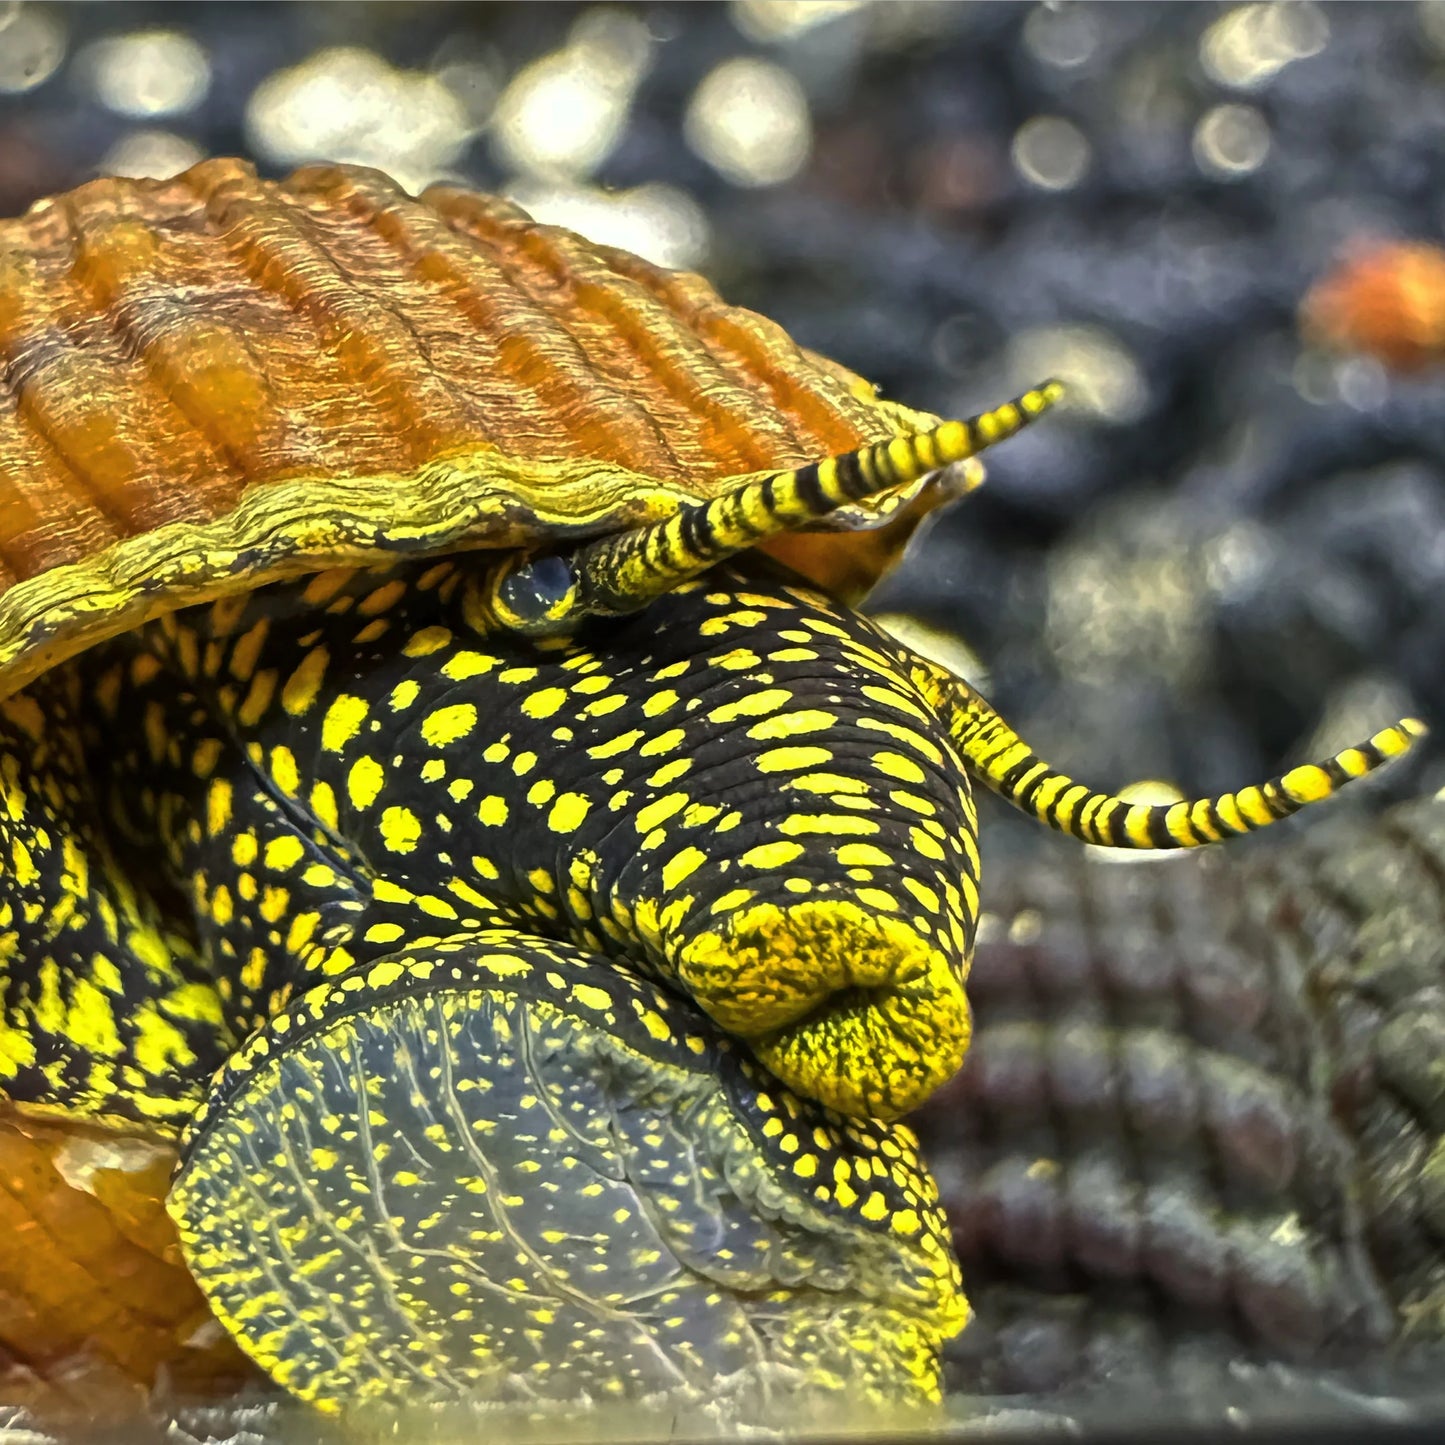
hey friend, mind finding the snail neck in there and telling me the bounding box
[87,553,979,1117]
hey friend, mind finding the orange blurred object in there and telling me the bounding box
[1301,240,1445,371]
[0,1107,253,1421]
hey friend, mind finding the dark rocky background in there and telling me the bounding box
[3,1,1444,1437]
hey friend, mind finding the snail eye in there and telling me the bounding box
[493,553,580,634]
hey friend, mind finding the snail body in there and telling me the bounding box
[0,161,1422,1413]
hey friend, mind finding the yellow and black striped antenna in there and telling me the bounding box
[916,665,1426,848]
[489,382,1063,633]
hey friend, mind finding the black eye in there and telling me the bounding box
[497,553,577,626]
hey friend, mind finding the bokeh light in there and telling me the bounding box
[1200,1,1329,88]
[246,46,472,192]
[81,29,210,117]
[100,129,204,180]
[0,4,64,95]
[1193,102,1271,177]
[491,10,650,180]
[1022,3,1100,69]
[1011,114,1092,191]
[684,56,811,187]
[502,179,709,271]
[731,0,868,44]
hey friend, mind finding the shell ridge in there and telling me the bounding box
[292,165,673,473]
[597,247,898,454]
[418,184,697,477]
[0,245,151,556]
[498,218,804,474]
[57,189,256,509]
[0,370,124,577]
[177,164,473,466]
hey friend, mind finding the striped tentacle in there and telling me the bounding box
[579,381,1064,616]
[488,383,1062,633]
[916,667,1425,848]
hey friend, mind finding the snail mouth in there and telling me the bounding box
[672,900,971,1121]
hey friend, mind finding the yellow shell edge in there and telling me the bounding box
[0,439,938,701]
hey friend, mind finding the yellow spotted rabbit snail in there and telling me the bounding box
[0,160,1423,1413]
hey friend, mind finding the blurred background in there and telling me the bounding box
[1,0,1441,855]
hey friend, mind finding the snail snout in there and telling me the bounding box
[673,898,971,1119]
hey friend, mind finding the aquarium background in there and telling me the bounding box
[1,2,1444,1438]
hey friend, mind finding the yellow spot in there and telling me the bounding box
[871,751,926,785]
[635,793,688,832]
[423,703,478,747]
[321,694,369,752]
[270,746,300,796]
[348,756,386,809]
[286,912,319,953]
[856,887,899,913]
[740,840,804,869]
[708,688,789,725]
[264,835,306,871]
[390,679,420,711]
[548,793,591,834]
[902,877,941,913]
[312,781,340,833]
[365,922,405,945]
[237,669,277,727]
[709,888,756,913]
[403,627,452,657]
[442,650,497,681]
[748,709,835,741]
[191,736,223,778]
[478,796,509,827]
[358,578,406,616]
[301,569,354,607]
[588,729,643,760]
[639,727,686,758]
[229,619,270,680]
[662,846,706,890]
[282,647,330,717]
[642,689,680,717]
[380,806,422,853]
[571,983,612,1012]
[1281,763,1331,804]
[757,746,833,774]
[837,843,892,868]
[521,687,568,719]
[778,812,879,837]
[207,779,233,836]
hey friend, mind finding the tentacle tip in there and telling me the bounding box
[1030,377,1067,412]
[1401,716,1429,740]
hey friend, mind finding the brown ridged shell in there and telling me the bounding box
[0,159,945,698]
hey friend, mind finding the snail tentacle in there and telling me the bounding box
[488,382,1063,635]
[911,658,1425,848]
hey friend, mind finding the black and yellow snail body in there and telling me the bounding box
[0,160,1423,1416]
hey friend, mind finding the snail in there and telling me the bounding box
[0,159,1422,1415]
